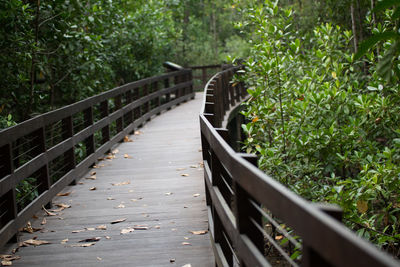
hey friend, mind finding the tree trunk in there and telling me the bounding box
[350,2,358,53]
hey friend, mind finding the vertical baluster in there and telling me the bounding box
[125,90,133,126]
[143,84,150,114]
[133,87,141,122]
[0,143,18,243]
[153,81,160,115]
[115,95,123,133]
[62,116,76,185]
[83,107,95,155]
[33,127,51,207]
[202,68,207,90]
[174,73,181,100]
[100,100,110,144]
[164,77,170,109]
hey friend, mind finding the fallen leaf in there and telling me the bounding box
[78,182,84,185]
[115,204,125,209]
[42,206,57,216]
[69,243,96,247]
[121,227,134,234]
[128,190,134,193]
[57,192,71,196]
[97,257,102,261]
[182,264,192,267]
[111,218,126,224]
[89,187,96,191]
[61,239,68,244]
[93,165,99,168]
[105,154,116,160]
[1,260,12,266]
[133,225,149,230]
[96,225,107,230]
[86,228,95,231]
[190,165,197,168]
[107,197,115,200]
[32,215,39,219]
[79,237,101,242]
[193,194,200,197]
[181,174,189,177]
[181,242,191,246]
[190,230,208,235]
[72,229,85,233]
[20,239,51,247]
[134,131,141,135]
[357,200,368,214]
[41,218,46,225]
[105,236,111,239]
[165,192,173,196]
[124,136,133,142]
[176,168,186,171]
[154,225,161,229]
[111,149,119,154]
[85,175,96,180]
[55,203,71,209]
[170,259,176,263]
[112,181,130,186]
[90,171,96,175]
[184,237,189,240]
[275,235,283,240]
[124,154,133,159]
[0,255,20,262]
[21,221,41,233]
[171,228,177,231]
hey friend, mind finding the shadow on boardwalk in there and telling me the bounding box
[1,92,214,267]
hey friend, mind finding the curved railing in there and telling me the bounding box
[199,66,399,266]
[0,63,193,248]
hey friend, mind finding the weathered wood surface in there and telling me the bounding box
[1,93,214,267]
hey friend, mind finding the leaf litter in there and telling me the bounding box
[111,218,126,224]
[112,181,130,186]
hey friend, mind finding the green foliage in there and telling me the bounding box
[239,0,400,251]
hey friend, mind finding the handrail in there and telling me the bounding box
[199,66,399,266]
[0,63,194,248]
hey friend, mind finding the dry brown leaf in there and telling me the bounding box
[61,239,68,244]
[20,239,51,247]
[111,149,119,154]
[190,165,197,168]
[0,255,20,262]
[275,235,283,240]
[105,236,111,239]
[357,200,368,214]
[69,242,96,247]
[86,228,95,231]
[124,154,133,159]
[112,181,130,186]
[21,221,42,233]
[107,197,115,200]
[170,259,176,263]
[93,165,99,168]
[79,237,101,243]
[111,218,126,224]
[124,136,133,142]
[165,192,173,196]
[176,168,186,171]
[171,228,177,231]
[120,227,134,234]
[55,203,71,209]
[134,130,142,135]
[57,192,71,196]
[97,257,102,261]
[90,171,96,175]
[105,154,116,160]
[181,173,189,177]
[89,187,96,191]
[190,230,208,235]
[1,260,12,266]
[184,237,189,240]
[154,225,161,229]
[182,264,192,267]
[78,182,84,185]
[42,206,57,216]
[115,204,125,209]
[32,215,39,219]
[85,175,96,180]
[133,225,149,230]
[181,242,191,246]
[41,218,46,225]
[193,194,200,197]
[96,225,107,230]
[72,229,85,233]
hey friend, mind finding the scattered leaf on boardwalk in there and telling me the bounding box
[105,236,111,239]
[171,228,177,231]
[181,174,189,177]
[1,260,12,266]
[181,242,191,246]
[190,165,197,168]
[72,229,85,233]
[124,136,133,142]
[112,181,130,186]
[89,187,96,191]
[86,228,95,231]
[107,197,115,200]
[154,225,161,229]
[21,221,41,233]
[57,192,71,196]
[115,204,125,209]
[176,168,186,171]
[134,131,142,135]
[111,218,126,224]
[121,227,134,234]
[112,149,119,154]
[184,237,189,240]
[61,239,68,244]
[105,154,116,160]
[0,255,21,262]
[124,154,133,159]
[190,230,208,235]
[42,206,57,216]
[193,194,200,197]
[41,218,46,225]
[55,203,71,209]
[90,171,96,175]
[69,242,96,247]
[96,225,107,230]
[170,259,176,263]
[20,239,51,247]
[97,257,102,261]
[79,237,101,243]
[133,225,149,230]
[85,175,96,180]
[182,264,192,267]
[165,192,173,196]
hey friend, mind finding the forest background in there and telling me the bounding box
[1,0,399,257]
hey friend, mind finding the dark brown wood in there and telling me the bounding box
[100,100,110,144]
[115,95,123,133]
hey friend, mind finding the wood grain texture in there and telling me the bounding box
[1,93,214,267]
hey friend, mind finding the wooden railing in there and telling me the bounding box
[199,66,399,266]
[190,64,223,91]
[0,63,193,248]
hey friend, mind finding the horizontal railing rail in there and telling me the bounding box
[0,63,194,248]
[199,66,399,266]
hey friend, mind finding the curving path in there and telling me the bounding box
[1,93,214,267]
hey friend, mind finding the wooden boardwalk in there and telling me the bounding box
[1,93,214,267]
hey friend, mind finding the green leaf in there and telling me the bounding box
[373,0,400,13]
[354,32,399,60]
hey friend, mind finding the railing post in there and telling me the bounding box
[115,95,123,133]
[100,100,110,143]
[202,68,207,90]
[164,77,170,105]
[233,154,264,266]
[0,143,18,243]
[62,116,76,185]
[175,73,181,100]
[143,84,151,116]
[133,87,141,121]
[83,107,95,155]
[125,89,133,126]
[153,81,161,115]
